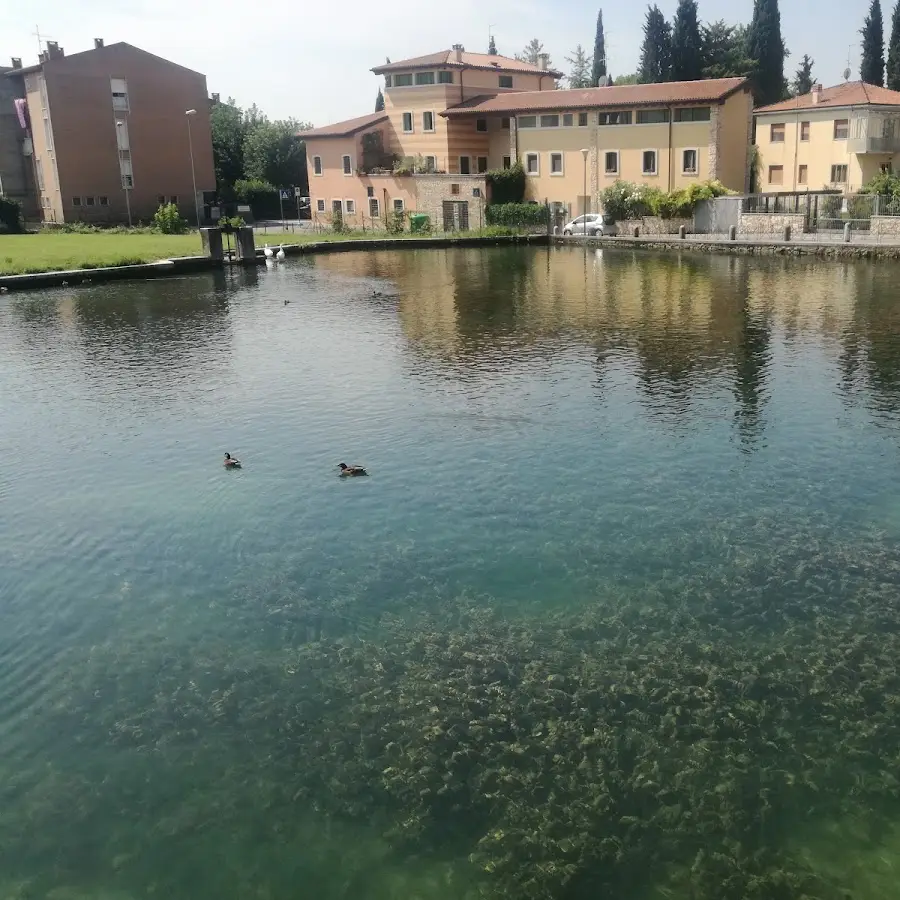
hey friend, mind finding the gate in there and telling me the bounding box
[693,196,741,235]
[442,200,469,231]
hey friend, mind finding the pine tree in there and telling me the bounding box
[488,34,498,55]
[375,88,385,112]
[747,0,786,105]
[670,0,703,81]
[592,9,607,86]
[861,0,886,86]
[792,55,815,96]
[888,0,900,89]
[566,45,594,88]
[516,39,552,69]
[700,21,757,79]
[639,4,673,83]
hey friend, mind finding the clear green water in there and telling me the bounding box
[3,247,900,898]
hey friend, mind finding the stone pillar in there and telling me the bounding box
[708,106,721,181]
[234,226,257,264]
[200,227,224,260]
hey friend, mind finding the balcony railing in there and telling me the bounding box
[848,115,900,154]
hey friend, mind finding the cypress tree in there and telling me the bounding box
[488,34,498,55]
[592,9,607,86]
[861,0,886,86]
[375,88,385,112]
[639,4,673,83]
[671,0,703,81]
[747,0,786,105]
[792,55,815,96]
[888,0,900,90]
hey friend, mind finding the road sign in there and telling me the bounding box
[294,186,302,197]
[280,189,291,200]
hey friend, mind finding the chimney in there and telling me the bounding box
[11,57,22,69]
[211,92,220,104]
[94,38,104,49]
[46,41,64,59]
[452,43,464,63]
[811,83,823,103]
[538,52,549,71]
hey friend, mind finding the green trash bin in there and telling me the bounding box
[409,213,430,233]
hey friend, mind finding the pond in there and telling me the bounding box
[2,246,900,899]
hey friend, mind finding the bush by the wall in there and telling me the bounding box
[152,203,189,234]
[861,172,900,199]
[486,163,526,205]
[386,210,406,235]
[485,202,549,230]
[599,179,733,221]
[0,197,23,233]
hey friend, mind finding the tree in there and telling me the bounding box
[700,20,757,79]
[375,88,385,112]
[566,44,594,88]
[671,0,703,81]
[889,0,900,90]
[614,72,640,85]
[792,54,815,96]
[639,5,672,83]
[210,97,246,200]
[243,119,312,194]
[488,34,497,55]
[861,0,886,86]
[516,39,552,68]
[592,9,607,85]
[747,0,786,105]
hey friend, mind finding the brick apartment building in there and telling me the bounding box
[2,39,215,225]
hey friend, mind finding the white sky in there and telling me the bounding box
[0,0,874,127]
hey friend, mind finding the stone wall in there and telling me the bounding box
[619,217,693,235]
[738,213,807,236]
[870,215,900,238]
[414,175,489,231]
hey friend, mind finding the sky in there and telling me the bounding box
[0,0,882,127]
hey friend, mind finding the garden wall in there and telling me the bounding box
[619,217,693,236]
[738,213,807,236]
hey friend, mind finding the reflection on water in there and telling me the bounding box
[3,247,900,898]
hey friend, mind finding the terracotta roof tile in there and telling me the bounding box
[441,77,748,116]
[298,111,389,139]
[372,50,562,78]
[756,81,900,113]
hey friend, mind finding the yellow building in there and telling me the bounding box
[754,81,900,193]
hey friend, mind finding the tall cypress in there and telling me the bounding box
[670,0,703,81]
[488,34,498,55]
[747,0,786,105]
[592,9,607,86]
[861,0,886,86]
[639,4,673,83]
[375,88,385,112]
[888,0,900,90]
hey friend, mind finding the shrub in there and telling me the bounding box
[486,163,526,205]
[860,171,900,198]
[386,209,406,235]
[599,179,733,221]
[153,202,189,234]
[0,197,23,233]
[332,209,345,234]
[485,202,549,230]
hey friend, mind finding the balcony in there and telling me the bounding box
[848,115,900,154]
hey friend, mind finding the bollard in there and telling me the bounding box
[633,225,640,238]
[234,226,257,264]
[679,225,686,240]
[729,225,737,241]
[200,227,224,261]
[844,222,852,243]
[783,224,791,242]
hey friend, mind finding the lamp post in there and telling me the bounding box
[115,120,132,227]
[581,148,590,235]
[185,109,201,228]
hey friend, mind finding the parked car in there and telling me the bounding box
[562,214,618,237]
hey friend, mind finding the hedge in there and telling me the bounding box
[485,202,549,229]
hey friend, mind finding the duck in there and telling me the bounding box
[275,245,286,261]
[224,452,242,469]
[338,463,368,477]
[263,243,274,259]
[0,287,7,294]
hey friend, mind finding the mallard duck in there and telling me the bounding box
[276,245,286,261]
[338,463,367,477]
[224,452,242,468]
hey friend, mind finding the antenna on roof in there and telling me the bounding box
[844,44,853,81]
[31,24,54,58]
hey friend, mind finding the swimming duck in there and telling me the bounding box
[263,244,274,259]
[224,452,242,468]
[338,463,367,477]
[276,245,286,261]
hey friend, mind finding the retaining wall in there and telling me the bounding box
[738,213,807,236]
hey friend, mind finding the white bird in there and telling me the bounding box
[263,243,274,259]
[275,245,286,261]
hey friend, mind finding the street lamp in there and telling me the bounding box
[581,148,590,235]
[185,109,201,228]
[115,120,132,227]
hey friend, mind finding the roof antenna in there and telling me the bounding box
[844,44,852,81]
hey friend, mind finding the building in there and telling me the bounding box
[3,39,215,225]
[754,81,900,194]
[301,46,752,230]
[0,66,39,221]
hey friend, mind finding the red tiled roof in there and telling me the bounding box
[372,49,563,79]
[298,111,389,139]
[441,77,748,116]
[756,81,900,113]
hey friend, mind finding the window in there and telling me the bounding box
[578,112,589,127]
[169,195,178,205]
[550,152,564,175]
[562,113,574,127]
[111,77,129,111]
[525,152,539,175]
[518,115,537,128]
[768,164,784,185]
[99,196,109,206]
[332,200,343,214]
[415,71,435,85]
[499,75,513,88]
[540,114,559,128]
[831,164,848,183]
[642,150,658,175]
[393,198,404,212]
[345,199,356,214]
[72,196,82,206]
[384,75,392,88]
[85,196,96,207]
[158,194,166,206]
[424,155,437,172]
[800,121,810,141]
[423,111,435,132]
[313,156,323,175]
[394,73,413,87]
[770,123,785,142]
[316,198,326,212]
[451,183,460,195]
[503,156,511,169]
[402,112,413,133]
[369,197,380,217]
[35,156,44,191]
[342,155,352,175]
[459,156,471,174]
[798,164,808,185]
[438,71,453,84]
[476,118,488,132]
[598,111,632,126]
[366,186,375,198]
[122,174,133,188]
[637,109,670,124]
[477,156,488,173]
[501,117,510,129]
[834,119,849,140]
[682,149,698,175]
[673,106,711,122]
[604,151,619,175]
[43,116,53,151]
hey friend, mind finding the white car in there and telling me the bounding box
[563,214,618,237]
